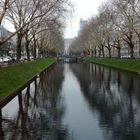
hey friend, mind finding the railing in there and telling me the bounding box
[57,55,78,63]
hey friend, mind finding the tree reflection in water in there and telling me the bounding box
[70,63,140,140]
[0,64,70,140]
[1,63,140,140]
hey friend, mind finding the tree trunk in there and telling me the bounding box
[117,40,121,58]
[33,36,37,60]
[91,50,94,57]
[101,44,104,58]
[25,34,30,60]
[25,41,30,60]
[33,45,37,59]
[107,37,111,58]
[94,49,97,58]
[16,34,22,62]
[128,32,135,59]
[108,48,111,58]
[118,48,121,58]
[139,36,140,56]
[98,49,101,57]
[129,40,134,59]
[130,45,134,59]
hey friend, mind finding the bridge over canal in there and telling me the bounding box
[57,55,79,62]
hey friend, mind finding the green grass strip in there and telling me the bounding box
[84,57,140,74]
[0,58,56,101]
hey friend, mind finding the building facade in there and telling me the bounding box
[78,18,87,35]
[0,25,16,57]
[64,38,73,55]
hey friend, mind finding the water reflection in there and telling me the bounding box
[70,63,140,140]
[1,63,140,140]
[0,64,70,140]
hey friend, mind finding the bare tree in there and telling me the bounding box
[111,0,138,58]
[38,19,65,58]
[0,0,14,25]
[3,0,72,61]
[71,0,140,59]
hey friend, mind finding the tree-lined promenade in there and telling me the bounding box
[0,0,72,62]
[84,57,140,74]
[0,58,55,102]
[0,0,73,107]
[71,0,140,59]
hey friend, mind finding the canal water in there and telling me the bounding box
[1,63,140,140]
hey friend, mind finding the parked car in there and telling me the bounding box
[0,57,3,62]
[135,56,140,60]
[30,56,34,60]
[121,55,131,59]
[3,57,10,62]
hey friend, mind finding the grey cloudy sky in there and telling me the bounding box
[64,0,106,38]
[3,0,105,38]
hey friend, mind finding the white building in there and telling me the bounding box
[64,38,73,55]
[0,25,16,57]
[0,25,11,38]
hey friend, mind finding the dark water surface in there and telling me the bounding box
[1,63,140,140]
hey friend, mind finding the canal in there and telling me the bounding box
[1,63,140,140]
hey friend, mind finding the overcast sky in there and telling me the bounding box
[64,0,105,38]
[3,0,105,38]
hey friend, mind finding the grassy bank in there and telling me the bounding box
[84,57,140,74]
[0,58,55,101]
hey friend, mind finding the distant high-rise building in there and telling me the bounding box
[80,18,87,31]
[78,18,87,35]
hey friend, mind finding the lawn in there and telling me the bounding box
[84,57,140,74]
[0,58,55,101]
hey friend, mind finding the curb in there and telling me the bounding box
[0,61,55,108]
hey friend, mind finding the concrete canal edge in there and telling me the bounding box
[0,60,56,108]
[84,57,140,75]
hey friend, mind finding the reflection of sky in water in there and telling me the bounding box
[61,64,104,140]
[2,78,40,118]
[2,96,19,119]
[1,63,140,140]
